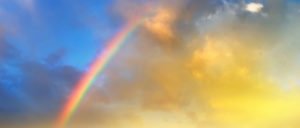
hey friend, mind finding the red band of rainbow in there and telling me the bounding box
[55,18,141,128]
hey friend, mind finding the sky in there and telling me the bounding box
[1,0,300,128]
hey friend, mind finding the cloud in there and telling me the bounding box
[62,1,300,128]
[0,39,20,63]
[0,36,82,127]
[15,0,35,13]
[245,2,264,13]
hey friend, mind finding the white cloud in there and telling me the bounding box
[245,2,263,13]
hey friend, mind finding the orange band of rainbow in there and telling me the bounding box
[55,18,141,128]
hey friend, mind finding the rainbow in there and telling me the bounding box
[55,17,143,128]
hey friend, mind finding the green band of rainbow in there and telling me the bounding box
[55,18,141,128]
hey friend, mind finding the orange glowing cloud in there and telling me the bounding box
[144,7,176,45]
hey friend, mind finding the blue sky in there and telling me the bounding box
[1,0,123,69]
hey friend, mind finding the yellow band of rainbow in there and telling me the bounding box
[55,18,141,128]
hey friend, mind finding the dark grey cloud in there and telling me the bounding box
[0,39,20,63]
[0,37,82,126]
[44,48,66,66]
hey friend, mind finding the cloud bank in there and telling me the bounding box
[65,0,300,128]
